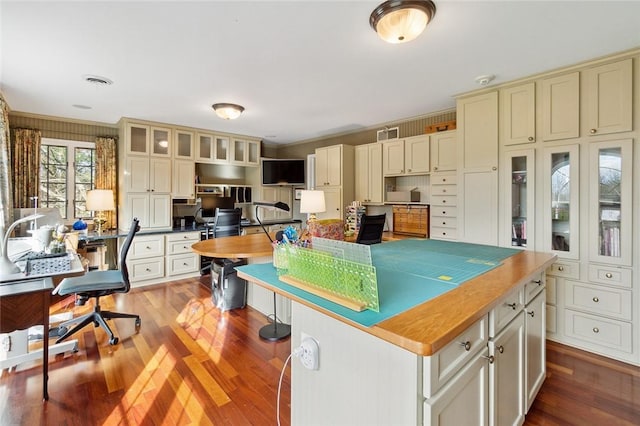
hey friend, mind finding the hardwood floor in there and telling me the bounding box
[0,276,638,425]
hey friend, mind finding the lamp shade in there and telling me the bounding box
[86,189,115,212]
[370,0,436,44]
[212,103,245,120]
[300,190,326,214]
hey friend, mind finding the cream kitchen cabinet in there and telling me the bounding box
[172,159,195,199]
[502,149,535,249]
[124,122,172,157]
[165,232,200,277]
[122,193,171,231]
[315,144,354,220]
[355,143,383,204]
[196,133,231,164]
[316,145,345,186]
[127,234,166,285]
[316,187,343,220]
[124,156,172,194]
[457,91,498,246]
[174,129,194,160]
[429,172,458,241]
[231,138,260,167]
[430,130,457,172]
[382,135,430,176]
[541,72,580,141]
[500,82,536,146]
[259,186,292,221]
[584,58,632,137]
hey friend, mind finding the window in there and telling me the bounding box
[40,138,96,220]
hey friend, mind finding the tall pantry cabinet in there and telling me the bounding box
[315,144,354,220]
[456,51,638,366]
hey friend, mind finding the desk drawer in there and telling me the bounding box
[546,261,579,280]
[588,265,631,289]
[430,184,457,196]
[524,274,545,305]
[564,280,631,321]
[128,257,165,282]
[166,231,200,242]
[430,195,457,207]
[489,286,523,337]
[430,217,457,229]
[167,239,199,255]
[564,309,632,353]
[130,236,165,259]
[430,227,458,240]
[431,174,458,185]
[167,253,199,276]
[431,206,458,218]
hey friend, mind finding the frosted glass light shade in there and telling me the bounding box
[370,0,436,44]
[300,190,326,214]
[86,189,115,212]
[212,103,245,120]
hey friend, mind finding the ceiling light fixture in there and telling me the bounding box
[83,74,113,86]
[474,74,496,86]
[370,0,436,44]
[212,103,245,120]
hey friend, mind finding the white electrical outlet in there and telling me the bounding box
[298,334,319,370]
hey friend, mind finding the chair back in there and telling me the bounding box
[213,208,242,237]
[356,213,386,245]
[119,218,141,290]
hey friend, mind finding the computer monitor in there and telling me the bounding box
[200,196,235,222]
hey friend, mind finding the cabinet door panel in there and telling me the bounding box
[458,92,498,170]
[405,135,430,174]
[150,158,172,193]
[149,194,171,228]
[501,82,536,145]
[126,157,150,192]
[585,59,632,136]
[462,170,498,245]
[541,72,579,141]
[382,139,405,175]
[355,145,368,202]
[431,131,457,172]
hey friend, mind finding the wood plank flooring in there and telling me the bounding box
[0,276,638,425]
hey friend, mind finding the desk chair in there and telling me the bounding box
[53,218,141,345]
[355,213,386,245]
[200,208,242,275]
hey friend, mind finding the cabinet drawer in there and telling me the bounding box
[423,316,488,398]
[166,231,200,242]
[588,264,632,289]
[546,261,579,280]
[430,184,457,196]
[430,206,458,217]
[167,253,199,276]
[523,274,545,305]
[167,239,199,255]
[431,174,458,185]
[564,309,632,353]
[430,195,457,207]
[430,227,458,240]
[489,286,523,337]
[430,217,457,229]
[128,257,165,282]
[564,280,632,320]
[130,236,165,259]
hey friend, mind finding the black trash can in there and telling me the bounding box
[211,258,248,311]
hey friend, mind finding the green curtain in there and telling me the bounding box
[95,136,117,230]
[9,128,41,208]
[0,93,13,232]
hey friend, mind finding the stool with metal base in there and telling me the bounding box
[254,200,292,341]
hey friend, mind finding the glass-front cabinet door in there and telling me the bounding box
[543,144,579,259]
[503,149,534,248]
[589,139,632,266]
[151,127,171,157]
[214,136,230,163]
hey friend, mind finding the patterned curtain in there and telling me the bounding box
[95,136,117,230]
[0,93,13,232]
[9,128,41,209]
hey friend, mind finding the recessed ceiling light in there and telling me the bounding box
[474,75,496,86]
[83,74,113,86]
[72,104,92,110]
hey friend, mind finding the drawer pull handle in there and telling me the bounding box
[183,262,188,266]
[528,136,534,141]
[442,211,446,215]
[534,280,542,285]
[146,246,151,250]
[483,354,495,364]
[442,178,446,182]
[442,200,446,203]
[527,310,535,318]
[605,273,613,279]
[506,302,518,310]
[592,297,599,303]
[590,128,597,134]
[183,246,188,249]
[460,341,471,351]
[497,345,504,354]
[442,222,446,225]
[442,189,447,193]
[558,266,564,272]
[145,268,151,272]
[593,327,600,334]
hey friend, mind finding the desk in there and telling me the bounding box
[191,233,274,259]
[0,252,85,401]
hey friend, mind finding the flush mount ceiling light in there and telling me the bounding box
[370,0,436,44]
[83,74,113,86]
[212,103,245,120]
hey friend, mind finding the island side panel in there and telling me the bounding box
[290,301,421,425]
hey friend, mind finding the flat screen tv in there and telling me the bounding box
[262,158,305,186]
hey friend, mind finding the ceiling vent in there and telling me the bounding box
[83,75,113,86]
[377,126,399,142]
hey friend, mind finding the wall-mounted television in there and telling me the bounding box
[261,158,305,186]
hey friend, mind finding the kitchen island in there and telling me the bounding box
[237,239,556,425]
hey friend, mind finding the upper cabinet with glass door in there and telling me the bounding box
[174,129,194,160]
[543,144,580,259]
[196,133,231,164]
[589,139,632,266]
[231,138,260,166]
[504,149,535,249]
[125,122,172,157]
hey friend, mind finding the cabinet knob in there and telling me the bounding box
[442,200,447,204]
[505,302,518,310]
[442,211,446,215]
[183,262,188,266]
[558,266,564,272]
[528,136,534,141]
[442,189,447,193]
[459,341,471,351]
[183,246,188,249]
[592,296,599,303]
[442,221,446,225]
[483,354,495,364]
[527,310,535,318]
[442,232,447,235]
[442,178,446,182]
[534,280,542,286]
[592,327,600,334]
[590,128,597,134]
[146,246,151,250]
[497,345,504,354]
[434,167,438,171]
[492,166,497,171]
[145,268,151,272]
[605,273,613,279]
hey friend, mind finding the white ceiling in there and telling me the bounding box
[2,1,640,145]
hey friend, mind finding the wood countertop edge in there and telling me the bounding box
[238,250,557,357]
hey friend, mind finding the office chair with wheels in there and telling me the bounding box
[53,218,141,345]
[355,213,386,245]
[200,208,242,275]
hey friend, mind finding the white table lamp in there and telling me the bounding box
[86,189,115,234]
[300,190,326,222]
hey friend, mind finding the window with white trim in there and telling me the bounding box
[39,138,96,220]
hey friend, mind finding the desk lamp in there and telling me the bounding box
[299,190,326,223]
[0,213,45,274]
[253,200,291,341]
[86,189,115,235]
